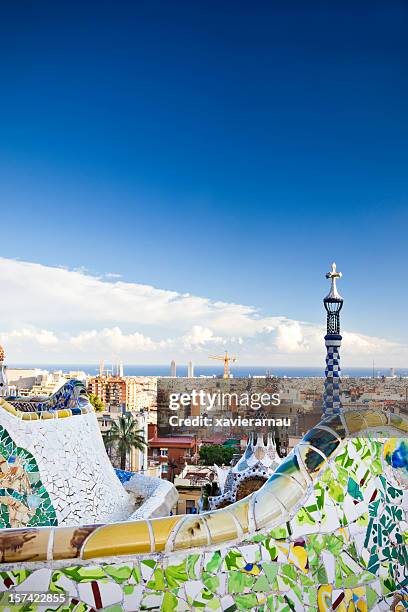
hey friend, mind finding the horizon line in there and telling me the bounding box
[6,363,401,370]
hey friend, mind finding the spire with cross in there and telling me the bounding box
[322,262,343,416]
[323,262,343,335]
[325,262,343,300]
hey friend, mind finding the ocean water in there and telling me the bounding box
[9,364,406,378]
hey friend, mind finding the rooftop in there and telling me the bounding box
[149,436,196,447]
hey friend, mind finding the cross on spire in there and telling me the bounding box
[325,262,342,300]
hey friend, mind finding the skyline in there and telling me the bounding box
[1,3,407,363]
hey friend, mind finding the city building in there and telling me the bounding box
[7,367,51,394]
[124,377,157,415]
[147,433,198,480]
[88,375,157,416]
[187,360,194,378]
[170,360,177,377]
[171,464,214,514]
[88,375,126,408]
[172,482,201,514]
[7,368,87,397]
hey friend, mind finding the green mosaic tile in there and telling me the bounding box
[62,565,106,582]
[186,553,201,579]
[103,564,132,584]
[234,593,258,610]
[0,425,57,528]
[146,567,166,591]
[205,551,222,573]
[132,564,141,584]
[227,570,255,593]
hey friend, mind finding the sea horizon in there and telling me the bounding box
[7,363,407,378]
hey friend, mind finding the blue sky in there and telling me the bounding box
[0,2,408,363]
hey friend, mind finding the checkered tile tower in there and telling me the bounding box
[0,343,8,398]
[323,263,343,416]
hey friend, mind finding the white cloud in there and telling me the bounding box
[2,327,58,347]
[275,321,308,353]
[69,327,157,355]
[342,331,400,355]
[182,326,225,349]
[0,257,405,366]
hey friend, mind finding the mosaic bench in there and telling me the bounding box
[0,383,407,611]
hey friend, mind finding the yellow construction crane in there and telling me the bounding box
[209,351,237,378]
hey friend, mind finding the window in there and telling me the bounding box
[160,448,168,457]
[186,499,196,514]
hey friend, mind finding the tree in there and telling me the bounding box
[199,444,235,466]
[103,413,146,470]
[88,393,105,412]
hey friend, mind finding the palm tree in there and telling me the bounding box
[88,393,105,412]
[103,413,146,470]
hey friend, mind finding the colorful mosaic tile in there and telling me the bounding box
[0,425,57,528]
[4,379,92,419]
[0,435,406,610]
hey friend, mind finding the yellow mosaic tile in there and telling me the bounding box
[228,497,250,533]
[150,515,182,551]
[361,409,387,428]
[390,413,408,433]
[203,509,239,544]
[82,521,152,559]
[317,584,332,611]
[342,412,367,434]
[53,526,99,560]
[56,409,72,419]
[21,412,39,421]
[343,410,386,434]
[172,516,210,550]
[0,399,18,416]
[0,528,50,562]
[288,541,308,572]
